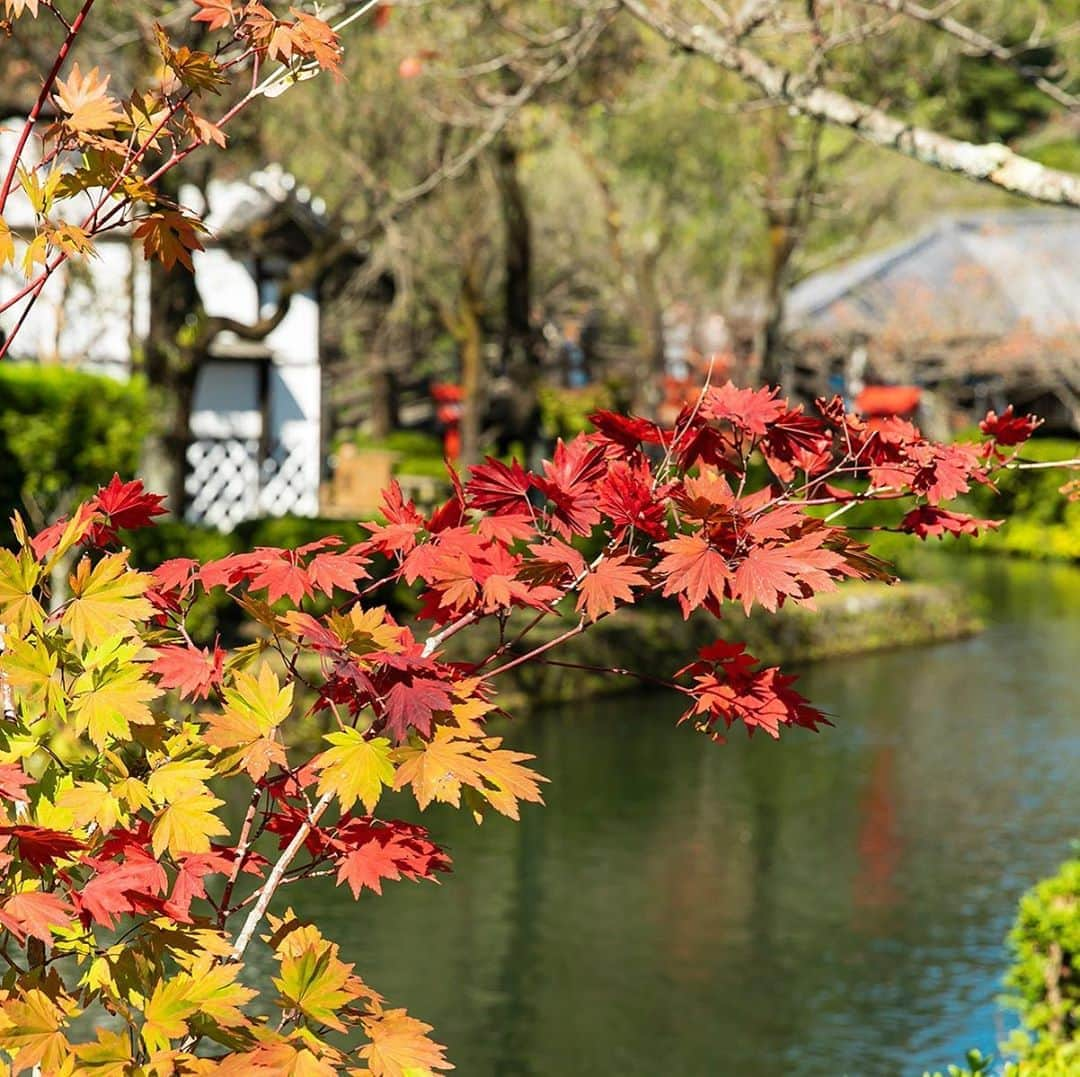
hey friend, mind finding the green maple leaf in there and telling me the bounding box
[141,975,200,1054]
[315,729,395,814]
[274,943,356,1033]
[71,639,161,749]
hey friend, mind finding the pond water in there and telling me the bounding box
[266,557,1080,1076]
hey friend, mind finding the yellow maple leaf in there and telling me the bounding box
[57,781,124,832]
[315,730,395,814]
[359,1006,453,1077]
[0,547,44,636]
[0,217,14,269]
[393,728,546,821]
[151,792,228,859]
[63,552,153,650]
[52,63,124,133]
[0,989,73,1075]
[273,940,361,1034]
[204,664,291,779]
[146,758,216,805]
[3,0,39,18]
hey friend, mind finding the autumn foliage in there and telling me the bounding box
[0,373,1044,1073]
[0,1,1060,1074]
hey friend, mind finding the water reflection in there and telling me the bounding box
[287,557,1080,1076]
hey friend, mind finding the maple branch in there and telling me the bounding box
[1008,456,1080,470]
[228,790,335,963]
[537,657,677,691]
[218,786,263,925]
[620,0,1080,206]
[421,611,481,658]
[0,0,97,216]
[0,626,17,724]
[485,618,589,678]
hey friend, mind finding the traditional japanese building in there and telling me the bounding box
[784,210,1080,432]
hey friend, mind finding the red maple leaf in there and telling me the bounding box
[900,506,1001,540]
[382,677,452,742]
[245,548,312,604]
[192,0,236,31]
[77,847,169,928]
[587,410,665,457]
[535,437,607,538]
[332,818,450,897]
[732,533,843,615]
[656,533,730,613]
[699,381,787,438]
[335,838,406,897]
[980,405,1041,447]
[92,474,167,532]
[576,556,648,623]
[466,457,533,515]
[306,545,370,596]
[152,557,199,595]
[0,826,85,872]
[760,409,833,482]
[150,642,225,701]
[0,763,33,804]
[0,891,74,943]
[596,459,668,542]
[679,641,827,740]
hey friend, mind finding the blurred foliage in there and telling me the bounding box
[538,384,615,440]
[354,430,449,479]
[0,364,147,539]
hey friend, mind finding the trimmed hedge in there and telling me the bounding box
[0,363,147,538]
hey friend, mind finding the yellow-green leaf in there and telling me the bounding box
[63,553,152,650]
[315,730,394,814]
[151,792,228,859]
[0,548,43,636]
[146,758,215,805]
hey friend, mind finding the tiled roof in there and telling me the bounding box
[786,210,1080,340]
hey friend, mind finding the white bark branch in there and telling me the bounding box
[621,0,1080,207]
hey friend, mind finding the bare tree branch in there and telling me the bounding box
[621,0,1080,207]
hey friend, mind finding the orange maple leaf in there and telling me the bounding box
[576,555,648,623]
[132,210,206,271]
[53,64,124,133]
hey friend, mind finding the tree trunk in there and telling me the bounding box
[493,135,537,372]
[458,271,486,468]
[367,357,399,440]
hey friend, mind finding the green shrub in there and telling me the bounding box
[1002,855,1080,1072]
[0,363,148,537]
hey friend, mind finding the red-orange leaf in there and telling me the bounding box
[656,534,730,613]
[576,556,647,623]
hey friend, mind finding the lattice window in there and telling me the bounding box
[184,438,260,529]
[185,435,317,529]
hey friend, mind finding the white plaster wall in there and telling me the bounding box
[190,361,262,439]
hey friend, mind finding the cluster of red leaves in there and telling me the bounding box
[126,383,1032,750]
[30,473,166,560]
[267,796,451,900]
[676,640,827,740]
